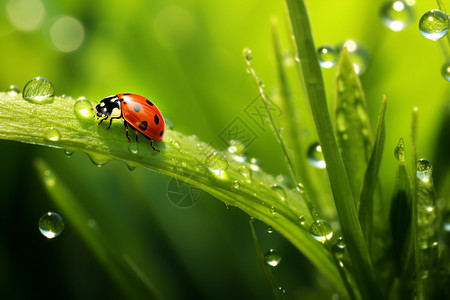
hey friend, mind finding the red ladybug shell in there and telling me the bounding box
[117,93,165,141]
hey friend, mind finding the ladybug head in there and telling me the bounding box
[95,95,122,118]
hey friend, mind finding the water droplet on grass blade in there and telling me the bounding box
[417,158,432,182]
[441,61,450,81]
[205,152,229,176]
[23,77,55,104]
[128,143,139,154]
[271,184,286,201]
[44,128,61,142]
[380,1,414,31]
[317,45,337,68]
[394,137,405,160]
[7,85,20,95]
[264,249,281,267]
[242,48,252,61]
[227,140,247,162]
[266,226,273,234]
[419,9,449,41]
[74,98,94,119]
[310,219,333,243]
[88,153,112,167]
[307,142,326,169]
[38,212,64,239]
[238,165,252,182]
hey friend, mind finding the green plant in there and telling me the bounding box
[1,0,450,299]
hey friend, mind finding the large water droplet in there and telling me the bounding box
[264,249,282,267]
[7,85,20,95]
[419,9,449,41]
[38,212,64,239]
[23,77,55,104]
[74,97,94,119]
[394,137,405,161]
[339,40,370,75]
[44,128,61,142]
[417,158,432,182]
[205,152,229,176]
[310,219,333,243]
[441,61,450,81]
[307,142,326,169]
[227,140,247,162]
[271,184,286,201]
[317,45,338,68]
[380,1,414,31]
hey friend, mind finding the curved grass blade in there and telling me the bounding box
[334,49,372,203]
[358,96,386,246]
[0,92,344,294]
[284,0,381,298]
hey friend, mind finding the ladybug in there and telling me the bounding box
[95,93,165,152]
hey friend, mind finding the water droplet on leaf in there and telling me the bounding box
[419,9,449,41]
[417,158,432,182]
[74,97,94,119]
[310,219,333,243]
[264,249,281,267]
[128,143,139,154]
[38,212,64,239]
[23,77,55,104]
[270,206,277,214]
[238,165,252,182]
[307,142,326,169]
[266,226,273,234]
[205,152,229,176]
[243,48,252,61]
[317,45,338,68]
[271,184,286,201]
[7,85,20,95]
[227,140,247,162]
[380,1,414,31]
[394,137,405,161]
[88,153,112,167]
[441,61,450,81]
[44,128,61,142]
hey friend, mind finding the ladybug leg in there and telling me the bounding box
[123,121,132,142]
[98,117,108,126]
[106,118,114,130]
[150,139,160,152]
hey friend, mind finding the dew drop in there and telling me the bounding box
[298,215,306,226]
[307,142,326,169]
[270,206,277,214]
[44,128,61,142]
[74,97,94,119]
[419,9,449,41]
[38,212,64,239]
[417,158,432,182]
[394,137,405,161]
[336,108,348,134]
[271,184,286,201]
[64,149,74,157]
[441,61,450,81]
[238,165,252,182]
[336,236,346,249]
[128,143,139,154]
[227,140,247,162]
[317,45,338,68]
[164,118,174,130]
[22,77,55,104]
[7,85,20,95]
[205,152,229,176]
[310,219,333,243]
[264,249,282,267]
[233,180,240,189]
[242,48,252,61]
[380,1,414,31]
[266,226,274,234]
[88,153,112,167]
[249,157,261,171]
[126,163,137,171]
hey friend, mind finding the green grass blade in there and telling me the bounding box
[334,49,372,203]
[358,96,387,246]
[0,92,344,293]
[284,0,381,299]
[249,220,285,300]
[34,158,162,299]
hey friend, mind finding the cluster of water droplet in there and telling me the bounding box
[38,212,64,239]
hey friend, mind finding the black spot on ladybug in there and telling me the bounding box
[139,121,148,130]
[133,104,141,112]
[123,93,131,95]
[160,130,163,136]
[146,100,154,106]
[154,114,159,125]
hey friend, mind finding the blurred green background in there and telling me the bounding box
[0,0,449,299]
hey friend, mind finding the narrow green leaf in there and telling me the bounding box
[359,96,387,246]
[0,92,343,293]
[284,0,381,299]
[335,49,372,203]
[34,158,162,300]
[249,220,285,300]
